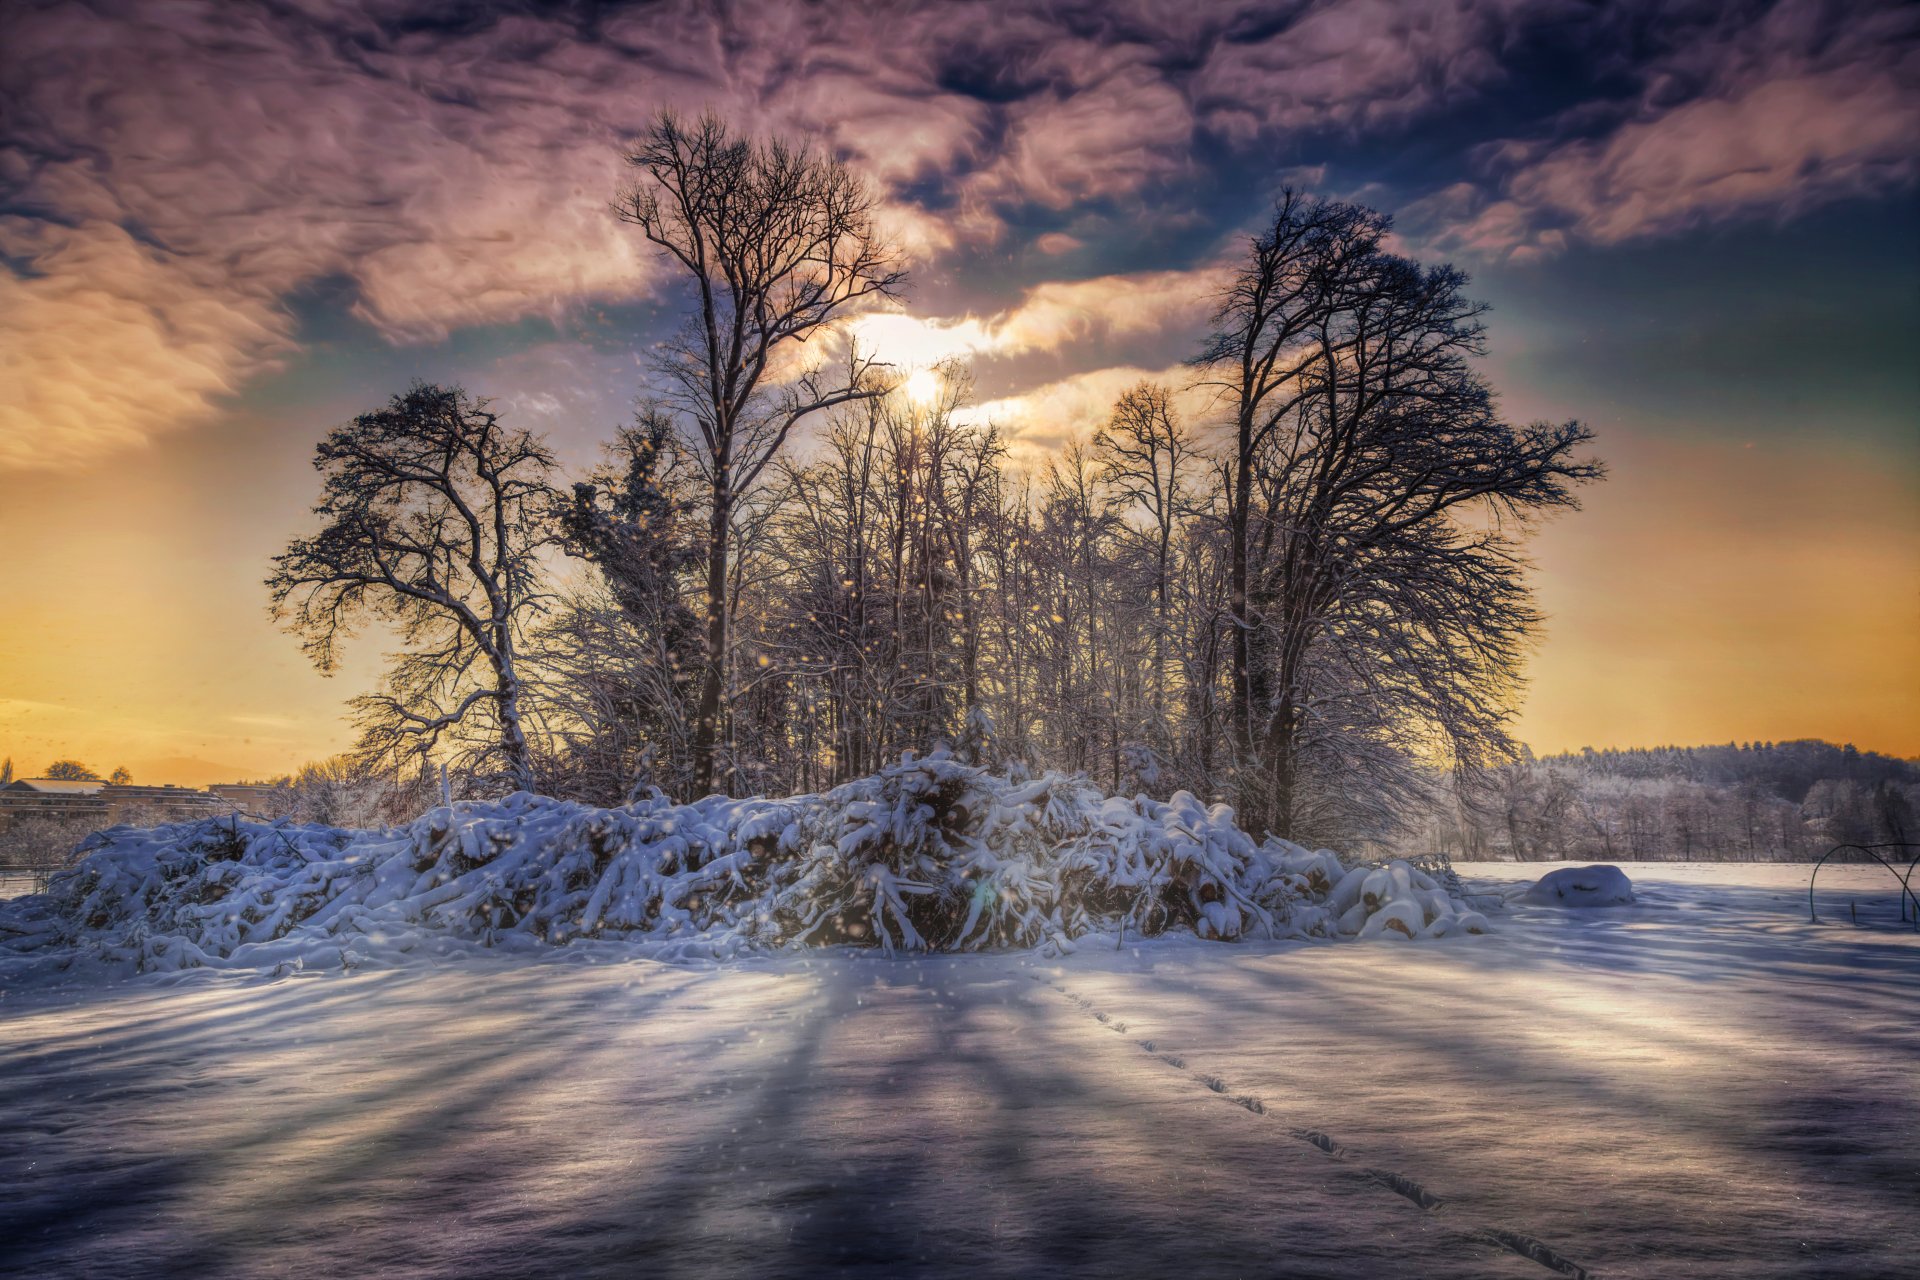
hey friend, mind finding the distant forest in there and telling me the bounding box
[1404,740,1919,862]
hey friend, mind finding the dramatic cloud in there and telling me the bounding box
[1407,0,1920,257]
[960,42,1198,213]
[1195,0,1562,138]
[0,220,294,469]
[3,0,1915,469]
[2,2,668,468]
[971,363,1209,459]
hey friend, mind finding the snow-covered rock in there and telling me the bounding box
[1522,864,1635,908]
[0,752,1491,974]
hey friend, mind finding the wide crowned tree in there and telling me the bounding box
[268,384,555,793]
[1195,192,1603,840]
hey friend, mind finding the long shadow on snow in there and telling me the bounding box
[1138,944,1916,1273]
[0,965,709,1278]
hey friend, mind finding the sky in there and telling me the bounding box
[1,0,1916,785]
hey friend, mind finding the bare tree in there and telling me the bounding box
[762,368,1004,783]
[1092,381,1191,728]
[268,384,556,793]
[617,111,907,796]
[1197,194,1601,841]
[1194,192,1383,785]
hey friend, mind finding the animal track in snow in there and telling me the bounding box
[1366,1167,1445,1211]
[1290,1128,1347,1158]
[1041,977,1597,1278]
[1474,1229,1594,1279]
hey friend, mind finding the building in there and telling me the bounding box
[207,783,290,815]
[102,784,228,823]
[0,779,109,826]
[0,779,228,830]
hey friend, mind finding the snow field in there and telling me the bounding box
[1,863,1912,1278]
[3,956,1545,1279]
[1044,863,1917,1279]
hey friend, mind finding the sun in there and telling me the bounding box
[903,367,943,407]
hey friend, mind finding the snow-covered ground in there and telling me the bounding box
[1,861,1913,1278]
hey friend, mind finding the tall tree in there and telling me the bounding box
[617,111,906,796]
[1194,192,1381,788]
[1092,381,1191,731]
[1197,193,1601,840]
[268,384,556,793]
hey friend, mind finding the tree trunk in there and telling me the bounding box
[1154,540,1171,725]
[692,484,731,796]
[1266,700,1297,842]
[1229,439,1255,806]
[491,651,536,794]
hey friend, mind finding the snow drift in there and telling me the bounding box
[1522,864,1635,908]
[0,752,1489,974]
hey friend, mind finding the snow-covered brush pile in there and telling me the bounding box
[0,752,1489,974]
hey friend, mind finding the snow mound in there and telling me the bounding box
[0,752,1490,974]
[1522,864,1635,908]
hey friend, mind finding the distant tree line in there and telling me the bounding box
[254,112,1607,851]
[1402,741,1919,862]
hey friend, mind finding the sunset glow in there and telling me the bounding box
[0,1,1914,784]
[902,367,945,407]
[5,10,1920,1278]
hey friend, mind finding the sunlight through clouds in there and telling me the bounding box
[846,268,1224,379]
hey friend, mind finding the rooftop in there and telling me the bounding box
[5,778,106,795]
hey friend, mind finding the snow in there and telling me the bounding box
[0,753,1488,976]
[1,860,1913,1278]
[1521,863,1636,908]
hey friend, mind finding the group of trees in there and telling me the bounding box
[1413,741,1920,861]
[0,760,132,785]
[263,112,1602,850]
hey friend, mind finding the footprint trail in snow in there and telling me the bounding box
[1041,976,1594,1279]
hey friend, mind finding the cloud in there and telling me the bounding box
[958,41,1199,215]
[0,0,1584,471]
[1194,0,1563,138]
[2,1,671,470]
[989,268,1226,355]
[1405,0,1920,256]
[970,362,1219,460]
[847,265,1225,371]
[6,0,1912,471]
[0,220,295,470]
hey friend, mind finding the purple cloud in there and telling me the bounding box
[1406,0,1920,258]
[3,0,1913,470]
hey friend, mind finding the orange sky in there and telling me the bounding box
[1516,430,1919,758]
[3,0,1917,786]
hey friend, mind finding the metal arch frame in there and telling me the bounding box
[1806,841,1920,928]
